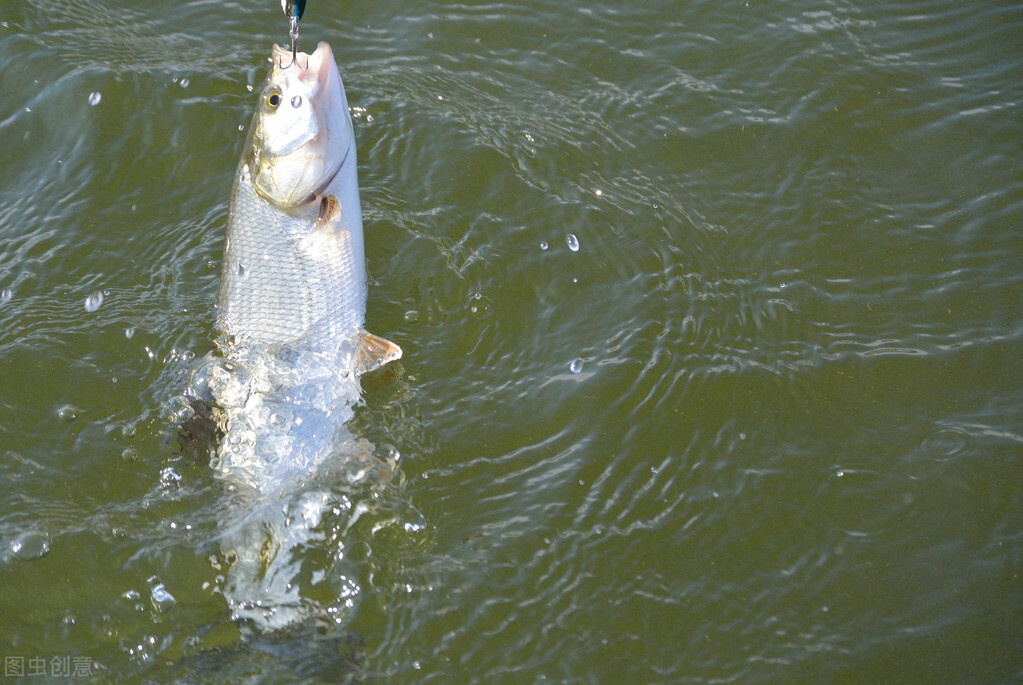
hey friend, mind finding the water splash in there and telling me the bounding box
[84,290,104,312]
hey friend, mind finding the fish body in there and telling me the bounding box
[217,41,398,370]
[191,42,401,634]
[205,41,400,495]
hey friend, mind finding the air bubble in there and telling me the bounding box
[569,358,584,374]
[539,241,548,251]
[57,404,80,422]
[148,577,176,614]
[566,234,580,252]
[10,531,51,560]
[88,91,101,106]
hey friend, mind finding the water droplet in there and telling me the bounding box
[566,234,580,252]
[569,358,584,374]
[88,91,101,106]
[148,577,176,614]
[291,95,302,108]
[539,241,548,250]
[124,326,135,339]
[466,291,491,318]
[84,290,104,312]
[10,531,51,560]
[179,77,189,88]
[121,447,138,462]
[57,404,80,422]
[403,310,419,323]
[0,288,11,305]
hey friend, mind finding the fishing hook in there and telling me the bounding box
[278,0,307,69]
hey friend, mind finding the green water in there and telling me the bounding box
[1,0,1021,682]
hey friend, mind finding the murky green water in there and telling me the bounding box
[1,0,1021,682]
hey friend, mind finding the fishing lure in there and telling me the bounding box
[280,0,307,66]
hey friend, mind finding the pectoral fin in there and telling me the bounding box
[355,330,402,375]
[316,195,342,228]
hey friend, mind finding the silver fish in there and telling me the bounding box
[191,42,402,635]
[218,41,400,375]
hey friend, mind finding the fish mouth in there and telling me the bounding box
[270,42,334,88]
[252,41,347,208]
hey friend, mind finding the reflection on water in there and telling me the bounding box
[0,0,1021,682]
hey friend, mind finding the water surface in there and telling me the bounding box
[0,0,1021,682]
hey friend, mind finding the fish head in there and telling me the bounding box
[250,42,352,209]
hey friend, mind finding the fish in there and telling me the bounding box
[218,40,400,387]
[187,41,402,637]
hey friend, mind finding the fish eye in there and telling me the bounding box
[265,90,282,109]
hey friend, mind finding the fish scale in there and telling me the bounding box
[217,160,363,354]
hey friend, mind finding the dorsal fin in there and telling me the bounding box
[355,330,402,376]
